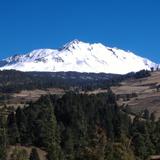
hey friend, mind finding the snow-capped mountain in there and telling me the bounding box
[0,40,158,74]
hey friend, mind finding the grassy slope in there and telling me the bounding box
[7,145,47,160]
[112,71,160,119]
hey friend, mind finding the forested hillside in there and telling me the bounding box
[0,69,151,93]
[0,70,120,93]
[0,91,160,160]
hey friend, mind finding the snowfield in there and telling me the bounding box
[0,40,158,74]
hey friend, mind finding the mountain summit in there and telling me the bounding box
[0,40,158,74]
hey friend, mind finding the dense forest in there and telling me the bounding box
[0,90,160,160]
[0,69,151,93]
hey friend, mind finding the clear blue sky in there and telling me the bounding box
[0,0,160,62]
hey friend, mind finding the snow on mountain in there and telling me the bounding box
[0,40,158,74]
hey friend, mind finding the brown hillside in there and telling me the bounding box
[112,71,160,119]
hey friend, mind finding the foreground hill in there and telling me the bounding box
[1,70,160,159]
[0,40,158,74]
[1,92,160,160]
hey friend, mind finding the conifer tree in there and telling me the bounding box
[0,113,7,160]
[45,98,62,160]
[16,107,27,144]
[0,128,7,160]
[7,112,20,145]
[29,148,40,160]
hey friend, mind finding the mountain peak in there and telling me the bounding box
[70,39,81,44]
[0,40,158,74]
[62,39,88,51]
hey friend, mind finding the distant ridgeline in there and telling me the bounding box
[0,69,151,93]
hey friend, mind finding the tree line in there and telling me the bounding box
[0,69,151,93]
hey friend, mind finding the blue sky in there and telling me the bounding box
[0,0,160,62]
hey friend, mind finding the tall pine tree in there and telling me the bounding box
[45,96,63,160]
[7,112,20,145]
[16,107,27,144]
[29,148,40,160]
[0,128,7,160]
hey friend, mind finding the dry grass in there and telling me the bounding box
[0,88,109,109]
[7,145,47,160]
[0,88,65,109]
[112,71,160,119]
[12,88,65,102]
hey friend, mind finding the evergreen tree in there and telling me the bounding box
[45,101,62,160]
[64,128,75,160]
[105,142,135,160]
[29,148,40,160]
[7,112,20,145]
[16,107,27,144]
[81,126,107,160]
[133,133,148,159]
[0,128,7,160]
[0,113,7,160]
[143,109,150,120]
[150,112,156,122]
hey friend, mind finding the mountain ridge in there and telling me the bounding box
[0,40,158,74]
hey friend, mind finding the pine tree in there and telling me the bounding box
[143,109,150,120]
[0,128,7,160]
[0,113,7,160]
[150,112,156,122]
[64,128,75,160]
[81,126,107,160]
[7,112,20,145]
[45,100,62,160]
[16,107,27,144]
[29,148,40,160]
